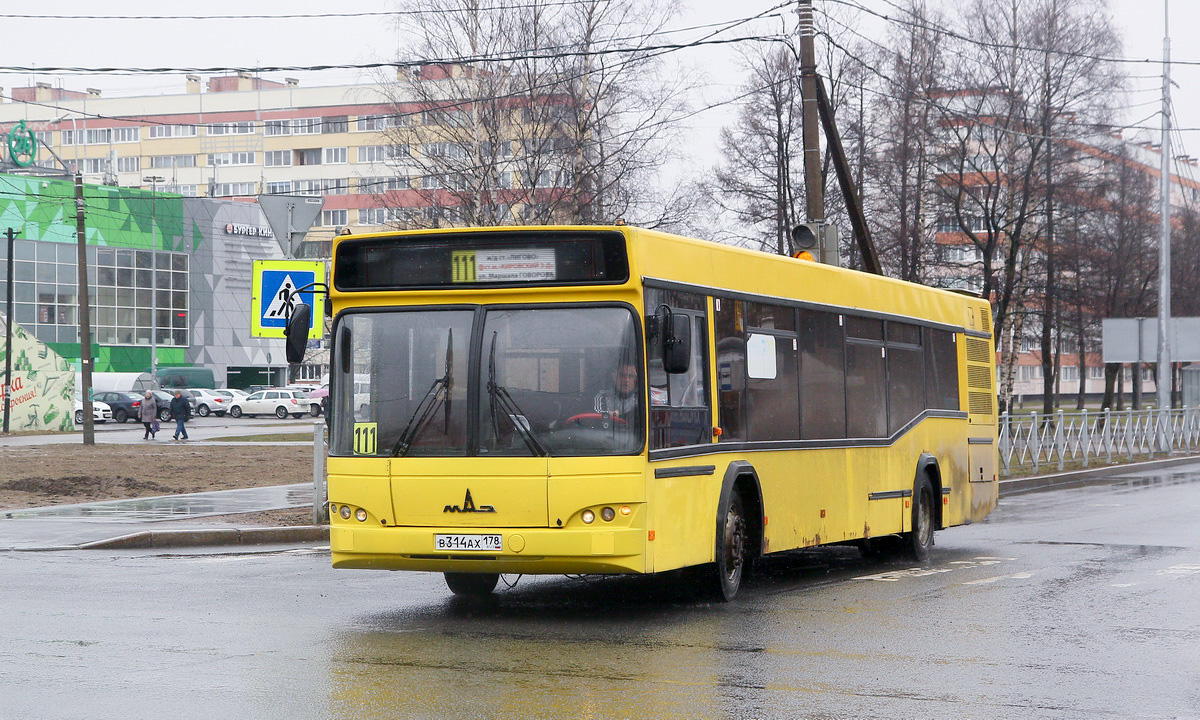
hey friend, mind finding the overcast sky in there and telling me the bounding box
[2,1,1197,177]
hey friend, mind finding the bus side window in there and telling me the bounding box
[799,309,846,440]
[646,288,710,449]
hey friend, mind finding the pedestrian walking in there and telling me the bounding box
[169,390,191,441]
[139,390,159,440]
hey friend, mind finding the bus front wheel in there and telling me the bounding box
[904,475,935,562]
[705,490,748,602]
[444,572,499,596]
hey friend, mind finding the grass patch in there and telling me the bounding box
[205,432,317,443]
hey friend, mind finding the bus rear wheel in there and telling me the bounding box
[444,572,499,596]
[903,476,935,562]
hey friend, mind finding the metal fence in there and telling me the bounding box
[999,408,1200,476]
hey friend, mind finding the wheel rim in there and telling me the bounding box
[198,405,209,417]
[276,407,288,419]
[231,407,241,418]
[75,410,83,423]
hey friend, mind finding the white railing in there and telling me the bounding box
[999,407,1200,476]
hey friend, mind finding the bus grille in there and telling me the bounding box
[969,392,994,415]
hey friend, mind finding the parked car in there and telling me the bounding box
[74,397,112,424]
[228,389,310,419]
[308,386,328,417]
[188,388,230,417]
[92,391,144,424]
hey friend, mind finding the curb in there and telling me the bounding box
[999,454,1200,496]
[78,525,329,550]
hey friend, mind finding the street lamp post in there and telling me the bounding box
[143,175,164,377]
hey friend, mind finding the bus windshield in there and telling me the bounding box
[331,305,643,457]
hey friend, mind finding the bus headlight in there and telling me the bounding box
[355,508,367,522]
[601,507,615,522]
[581,509,595,524]
[340,505,352,520]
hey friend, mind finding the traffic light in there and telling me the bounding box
[790,223,840,267]
[791,223,819,252]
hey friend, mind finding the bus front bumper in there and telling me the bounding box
[329,524,648,574]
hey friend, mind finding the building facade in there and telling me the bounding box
[0,172,287,388]
[0,69,584,259]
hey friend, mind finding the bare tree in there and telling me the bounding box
[707,45,805,254]
[366,0,694,228]
[929,0,1120,413]
[861,0,945,282]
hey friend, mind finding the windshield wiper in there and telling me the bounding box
[486,332,547,456]
[391,329,453,457]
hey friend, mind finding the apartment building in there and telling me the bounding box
[1,70,552,258]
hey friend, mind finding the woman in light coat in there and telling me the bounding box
[139,390,159,440]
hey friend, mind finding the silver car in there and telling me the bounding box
[188,388,230,417]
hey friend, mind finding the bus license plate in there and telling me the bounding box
[436,534,502,552]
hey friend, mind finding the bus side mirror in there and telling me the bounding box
[284,303,311,364]
[663,313,691,374]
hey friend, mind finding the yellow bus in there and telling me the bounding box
[286,225,998,600]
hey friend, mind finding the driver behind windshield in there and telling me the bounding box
[593,362,641,421]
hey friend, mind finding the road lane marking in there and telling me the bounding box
[1158,564,1200,575]
[962,572,1033,585]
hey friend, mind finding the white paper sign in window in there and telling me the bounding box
[746,333,777,379]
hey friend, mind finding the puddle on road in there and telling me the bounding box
[1109,471,1200,493]
[0,484,311,522]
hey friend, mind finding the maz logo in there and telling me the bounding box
[444,489,496,513]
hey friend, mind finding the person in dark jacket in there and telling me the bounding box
[169,390,191,441]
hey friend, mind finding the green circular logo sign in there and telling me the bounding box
[7,120,37,167]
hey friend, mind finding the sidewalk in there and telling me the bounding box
[0,483,327,552]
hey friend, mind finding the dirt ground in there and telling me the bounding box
[0,443,316,525]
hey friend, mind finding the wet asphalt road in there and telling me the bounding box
[3,466,1199,719]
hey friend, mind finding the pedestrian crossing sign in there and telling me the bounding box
[251,260,326,339]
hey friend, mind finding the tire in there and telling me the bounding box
[706,489,749,601]
[114,409,128,423]
[275,406,289,419]
[159,408,171,421]
[230,406,242,418]
[444,572,499,596]
[903,475,935,562]
[75,410,84,424]
[309,403,321,417]
[197,404,210,417]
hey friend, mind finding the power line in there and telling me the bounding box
[0,2,594,21]
[825,0,1200,68]
[0,34,783,76]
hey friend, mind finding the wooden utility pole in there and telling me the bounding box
[798,0,824,226]
[76,173,94,445]
[798,0,881,275]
